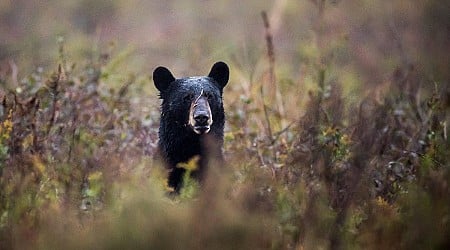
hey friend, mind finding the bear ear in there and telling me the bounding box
[153,66,176,92]
[208,61,229,89]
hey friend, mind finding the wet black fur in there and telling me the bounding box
[153,62,229,192]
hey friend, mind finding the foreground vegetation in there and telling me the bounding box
[0,0,449,249]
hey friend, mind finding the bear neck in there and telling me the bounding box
[159,120,224,167]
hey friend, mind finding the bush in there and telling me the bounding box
[0,1,449,249]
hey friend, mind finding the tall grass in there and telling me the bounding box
[0,0,449,249]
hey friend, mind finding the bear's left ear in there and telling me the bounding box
[153,66,176,92]
[208,61,229,89]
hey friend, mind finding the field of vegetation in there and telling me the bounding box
[0,0,449,249]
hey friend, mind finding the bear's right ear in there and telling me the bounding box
[153,66,176,92]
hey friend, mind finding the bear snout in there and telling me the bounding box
[194,112,210,126]
[189,96,213,134]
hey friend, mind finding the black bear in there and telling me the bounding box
[153,62,229,192]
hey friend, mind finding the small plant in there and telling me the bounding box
[0,109,12,170]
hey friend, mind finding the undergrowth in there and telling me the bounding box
[0,42,447,250]
[0,1,449,249]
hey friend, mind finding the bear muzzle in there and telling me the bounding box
[189,95,213,135]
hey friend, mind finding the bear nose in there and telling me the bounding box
[194,113,209,125]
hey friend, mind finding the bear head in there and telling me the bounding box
[153,61,229,135]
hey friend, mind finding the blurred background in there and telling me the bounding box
[1,0,447,78]
[2,0,448,126]
[1,0,448,118]
[0,0,448,249]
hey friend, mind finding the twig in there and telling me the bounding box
[261,11,287,142]
[260,86,273,140]
[261,11,274,140]
[272,121,296,142]
[45,64,64,135]
[262,11,275,88]
[8,60,19,87]
[444,120,447,141]
[67,95,77,163]
[31,98,40,152]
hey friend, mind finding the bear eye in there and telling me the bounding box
[183,93,194,102]
[204,92,214,101]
